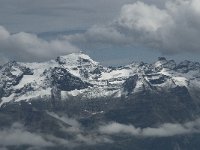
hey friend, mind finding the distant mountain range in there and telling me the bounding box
[1,53,200,150]
[1,52,200,105]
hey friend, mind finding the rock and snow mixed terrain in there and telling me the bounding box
[0,52,200,107]
[2,53,200,150]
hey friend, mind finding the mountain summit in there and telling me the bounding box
[0,53,200,107]
[0,53,200,108]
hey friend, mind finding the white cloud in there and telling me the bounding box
[99,122,141,135]
[46,112,112,146]
[3,114,200,148]
[118,1,171,32]
[67,0,200,54]
[0,25,79,64]
[65,25,129,46]
[2,0,199,64]
[99,118,200,137]
[0,119,112,148]
[0,26,10,40]
[0,123,53,147]
[75,133,112,145]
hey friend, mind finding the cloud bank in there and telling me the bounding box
[67,0,200,54]
[0,114,112,149]
[2,114,200,149]
[99,118,200,137]
[0,26,79,65]
[46,112,113,146]
[0,123,53,147]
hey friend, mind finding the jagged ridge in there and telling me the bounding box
[0,53,200,107]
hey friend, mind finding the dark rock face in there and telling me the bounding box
[154,59,176,71]
[147,74,168,85]
[15,83,34,94]
[21,67,33,75]
[123,75,139,94]
[56,56,66,65]
[90,67,102,75]
[175,60,200,73]
[158,57,167,61]
[105,87,199,128]
[1,86,200,150]
[51,67,92,91]
[0,61,33,98]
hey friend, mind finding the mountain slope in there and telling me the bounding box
[1,53,200,150]
[1,53,200,107]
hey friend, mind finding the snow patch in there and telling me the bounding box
[173,77,188,87]
[15,88,51,102]
[0,94,15,107]
[11,67,22,76]
[100,69,132,80]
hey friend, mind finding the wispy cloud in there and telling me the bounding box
[99,118,200,137]
[46,112,113,145]
[0,114,112,149]
[2,114,200,149]
[0,25,79,64]
[0,123,53,147]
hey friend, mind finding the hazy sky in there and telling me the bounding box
[0,0,200,66]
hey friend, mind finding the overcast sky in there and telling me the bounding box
[0,0,200,66]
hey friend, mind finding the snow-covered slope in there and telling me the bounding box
[1,53,200,107]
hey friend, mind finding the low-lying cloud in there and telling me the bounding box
[0,26,79,65]
[0,114,112,149]
[47,112,113,146]
[0,123,53,147]
[99,118,200,137]
[2,113,200,149]
[66,0,200,54]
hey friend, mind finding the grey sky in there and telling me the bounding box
[0,0,165,33]
[0,0,200,66]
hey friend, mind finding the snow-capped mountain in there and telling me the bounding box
[2,53,200,150]
[1,52,200,107]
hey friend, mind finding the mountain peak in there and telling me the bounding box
[1,52,200,108]
[56,52,99,66]
[175,60,200,73]
[154,57,176,70]
[157,57,167,61]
